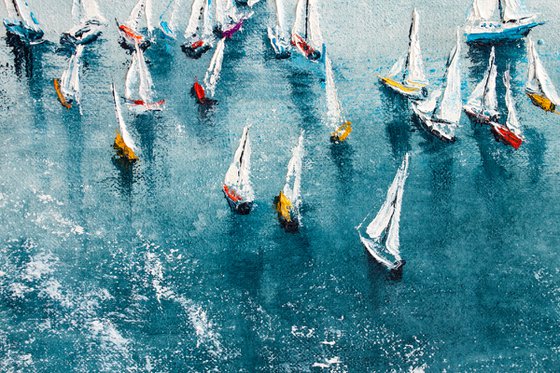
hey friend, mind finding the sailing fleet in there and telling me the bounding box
[3,0,558,275]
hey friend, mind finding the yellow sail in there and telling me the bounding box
[114,132,139,161]
[275,191,292,222]
[331,121,352,143]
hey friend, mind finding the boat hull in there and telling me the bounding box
[330,121,352,143]
[181,40,212,59]
[3,19,44,44]
[465,21,543,44]
[378,76,427,100]
[61,20,103,45]
[526,91,557,113]
[491,123,523,149]
[117,22,151,51]
[463,105,500,125]
[412,106,457,143]
[53,79,72,109]
[114,133,138,161]
[223,189,253,215]
[267,28,291,59]
[359,235,405,274]
[291,34,321,62]
[126,99,165,113]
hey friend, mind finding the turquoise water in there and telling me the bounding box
[1,0,560,371]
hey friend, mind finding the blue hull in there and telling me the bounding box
[3,19,44,44]
[466,21,543,43]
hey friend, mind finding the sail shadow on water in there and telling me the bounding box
[132,114,158,162]
[287,70,321,130]
[329,141,355,194]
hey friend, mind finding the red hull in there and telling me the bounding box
[491,124,523,150]
[193,81,206,104]
[291,34,320,60]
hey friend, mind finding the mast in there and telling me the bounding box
[402,10,415,83]
[304,0,309,40]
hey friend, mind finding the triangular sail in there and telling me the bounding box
[125,53,139,101]
[291,0,305,38]
[127,0,152,34]
[283,132,304,210]
[403,9,427,85]
[325,55,343,128]
[467,47,497,113]
[307,0,323,49]
[81,0,106,23]
[184,0,205,38]
[3,0,17,19]
[467,0,498,22]
[224,126,254,200]
[12,0,41,30]
[61,45,84,106]
[160,0,181,36]
[526,38,560,106]
[365,153,409,260]
[503,70,521,134]
[135,43,155,103]
[204,38,226,98]
[501,0,530,23]
[433,31,462,124]
[112,84,137,152]
[273,0,286,32]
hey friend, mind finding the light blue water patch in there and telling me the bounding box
[1,0,560,371]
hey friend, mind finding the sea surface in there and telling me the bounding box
[1,0,560,371]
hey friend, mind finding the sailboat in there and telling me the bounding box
[274,132,304,232]
[491,70,524,149]
[181,0,213,58]
[267,0,291,58]
[159,0,181,39]
[117,0,154,50]
[193,37,226,104]
[463,47,500,124]
[525,38,560,114]
[215,0,251,39]
[61,0,107,45]
[125,42,165,113]
[112,83,139,162]
[325,55,352,143]
[54,45,84,112]
[465,0,543,44]
[357,153,409,274]
[411,31,462,143]
[223,125,254,214]
[291,0,323,62]
[378,9,428,100]
[3,0,44,44]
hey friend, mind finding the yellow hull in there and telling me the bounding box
[526,92,557,113]
[331,121,352,143]
[114,133,138,162]
[53,79,72,109]
[378,76,423,95]
[275,191,292,222]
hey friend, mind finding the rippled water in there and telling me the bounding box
[1,0,560,371]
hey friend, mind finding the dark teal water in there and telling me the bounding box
[1,0,560,371]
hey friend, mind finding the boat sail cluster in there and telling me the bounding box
[3,0,559,275]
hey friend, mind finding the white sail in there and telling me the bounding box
[112,84,137,152]
[273,0,286,31]
[388,56,405,78]
[467,0,498,22]
[325,55,343,128]
[467,47,497,113]
[365,153,409,260]
[82,0,106,23]
[145,0,154,34]
[283,132,304,211]
[161,0,181,35]
[60,45,84,107]
[184,0,205,38]
[224,126,254,200]
[433,31,462,124]
[135,43,155,103]
[3,0,17,19]
[202,0,212,37]
[214,0,225,29]
[71,0,82,24]
[307,0,323,48]
[501,0,530,22]
[125,53,139,101]
[204,38,226,98]
[503,70,521,134]
[291,0,305,38]
[526,38,560,106]
[13,0,40,30]
[126,0,152,34]
[403,9,427,85]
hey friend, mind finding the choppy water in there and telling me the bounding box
[1,0,560,371]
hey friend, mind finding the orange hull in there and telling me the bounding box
[114,132,138,161]
[53,79,71,109]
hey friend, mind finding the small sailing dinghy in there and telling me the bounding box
[491,70,524,149]
[411,31,462,143]
[61,0,107,45]
[464,0,543,44]
[181,0,213,58]
[525,38,560,114]
[325,55,352,143]
[274,132,304,232]
[112,83,139,162]
[3,0,44,44]
[463,47,500,124]
[378,9,428,100]
[356,153,409,274]
[267,0,291,58]
[291,0,323,62]
[159,0,181,39]
[192,37,225,104]
[54,45,84,111]
[125,42,165,113]
[223,125,254,214]
[117,0,154,50]
[215,0,251,39]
